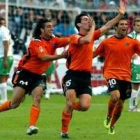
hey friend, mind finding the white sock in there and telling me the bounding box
[129,89,137,109]
[136,86,140,107]
[45,83,52,98]
[0,83,8,102]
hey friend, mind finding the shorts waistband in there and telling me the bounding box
[21,69,42,78]
[67,70,91,77]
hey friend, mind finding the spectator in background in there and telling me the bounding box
[44,9,52,20]
[108,1,117,20]
[97,0,109,10]
[50,0,65,9]
[53,12,77,37]
[0,17,14,104]
[128,12,139,32]
[24,9,35,36]
[96,12,109,29]
[82,0,96,9]
[127,0,137,9]
[108,1,116,9]
[12,7,24,37]
[64,0,82,8]
[97,0,109,17]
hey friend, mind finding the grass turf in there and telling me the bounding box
[0,91,140,140]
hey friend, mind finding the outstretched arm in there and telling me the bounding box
[40,51,68,61]
[100,0,126,35]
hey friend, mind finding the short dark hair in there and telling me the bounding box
[75,12,88,31]
[133,18,140,26]
[114,17,128,28]
[0,17,5,25]
[32,18,51,39]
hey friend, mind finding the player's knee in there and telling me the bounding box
[111,96,119,103]
[80,104,90,111]
[10,103,20,109]
[67,101,74,109]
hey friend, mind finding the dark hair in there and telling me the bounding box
[32,18,51,39]
[114,17,128,28]
[133,18,140,26]
[0,17,5,25]
[75,12,88,31]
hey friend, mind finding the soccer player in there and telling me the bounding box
[60,0,126,138]
[0,17,14,104]
[94,18,140,134]
[0,19,69,135]
[128,18,140,112]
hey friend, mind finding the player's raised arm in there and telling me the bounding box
[100,0,126,35]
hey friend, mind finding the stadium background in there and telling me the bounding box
[0,0,139,94]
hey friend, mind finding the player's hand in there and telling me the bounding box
[3,60,8,68]
[88,14,95,30]
[118,0,126,15]
[61,50,68,58]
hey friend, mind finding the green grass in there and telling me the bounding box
[0,91,140,140]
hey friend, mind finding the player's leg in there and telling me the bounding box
[0,56,14,104]
[0,86,26,111]
[129,83,139,111]
[108,99,124,134]
[44,62,55,99]
[44,75,51,99]
[135,85,140,111]
[27,82,44,135]
[0,75,8,104]
[104,90,120,134]
[61,89,76,139]
[130,60,140,111]
[104,79,120,131]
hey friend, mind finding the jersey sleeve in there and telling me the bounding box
[1,29,9,41]
[29,40,48,58]
[55,37,69,48]
[70,34,81,45]
[93,29,101,40]
[94,41,105,56]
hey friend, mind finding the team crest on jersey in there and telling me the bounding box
[39,46,44,52]
[124,42,130,46]
[51,42,56,48]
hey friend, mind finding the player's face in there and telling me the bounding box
[116,20,128,37]
[43,22,53,37]
[134,22,140,33]
[80,16,92,31]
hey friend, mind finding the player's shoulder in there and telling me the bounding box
[32,38,42,42]
[127,35,134,39]
[103,35,115,42]
[70,34,81,39]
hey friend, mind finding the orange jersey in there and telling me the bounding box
[95,36,140,81]
[66,29,101,72]
[21,36,69,74]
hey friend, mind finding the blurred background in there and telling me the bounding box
[0,0,139,94]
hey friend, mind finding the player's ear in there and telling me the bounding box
[40,28,44,33]
[114,26,117,31]
[77,23,81,28]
